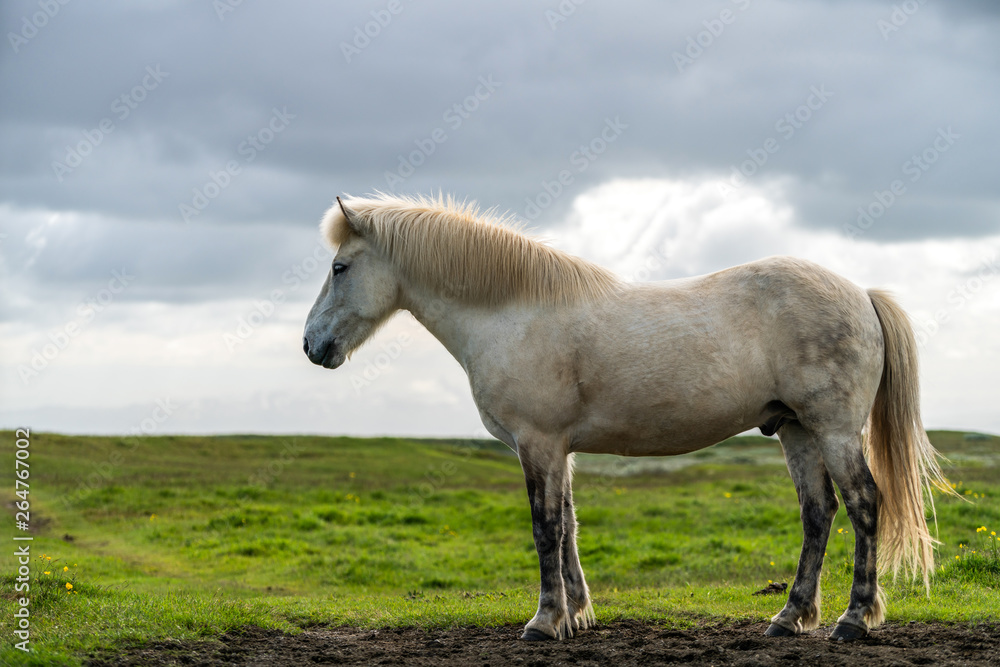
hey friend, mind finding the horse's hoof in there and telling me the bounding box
[764,623,797,637]
[520,628,555,641]
[829,622,868,641]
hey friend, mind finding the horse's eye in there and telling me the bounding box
[333,263,349,276]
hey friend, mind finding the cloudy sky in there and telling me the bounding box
[1,0,998,439]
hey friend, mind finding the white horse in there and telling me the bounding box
[303,193,954,642]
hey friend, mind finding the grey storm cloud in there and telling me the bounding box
[2,0,998,233]
[0,0,998,314]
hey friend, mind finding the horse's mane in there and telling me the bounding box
[320,193,621,307]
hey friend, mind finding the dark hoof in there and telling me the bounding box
[764,623,797,637]
[830,622,868,642]
[520,628,555,641]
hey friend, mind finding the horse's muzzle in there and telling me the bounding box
[303,336,343,369]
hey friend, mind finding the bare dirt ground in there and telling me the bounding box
[86,620,1000,666]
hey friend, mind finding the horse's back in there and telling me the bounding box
[562,256,884,454]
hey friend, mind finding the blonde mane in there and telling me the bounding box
[320,193,621,307]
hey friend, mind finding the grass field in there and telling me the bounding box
[1,429,998,665]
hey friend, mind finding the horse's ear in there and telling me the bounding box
[321,196,364,247]
[337,196,364,234]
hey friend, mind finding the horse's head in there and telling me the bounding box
[303,198,400,369]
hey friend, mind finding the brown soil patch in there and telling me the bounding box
[86,620,1000,666]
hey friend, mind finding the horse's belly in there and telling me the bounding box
[568,408,752,457]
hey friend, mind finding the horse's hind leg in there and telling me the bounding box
[560,461,595,633]
[518,441,573,641]
[815,430,885,641]
[767,423,840,636]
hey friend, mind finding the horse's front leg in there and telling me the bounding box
[561,460,595,634]
[519,442,573,641]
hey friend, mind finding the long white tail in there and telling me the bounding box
[866,289,958,589]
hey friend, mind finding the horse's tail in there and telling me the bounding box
[865,289,957,589]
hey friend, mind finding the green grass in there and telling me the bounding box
[1,430,997,664]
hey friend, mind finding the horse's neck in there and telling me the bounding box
[400,284,516,369]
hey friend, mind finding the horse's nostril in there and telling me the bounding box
[302,337,310,355]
